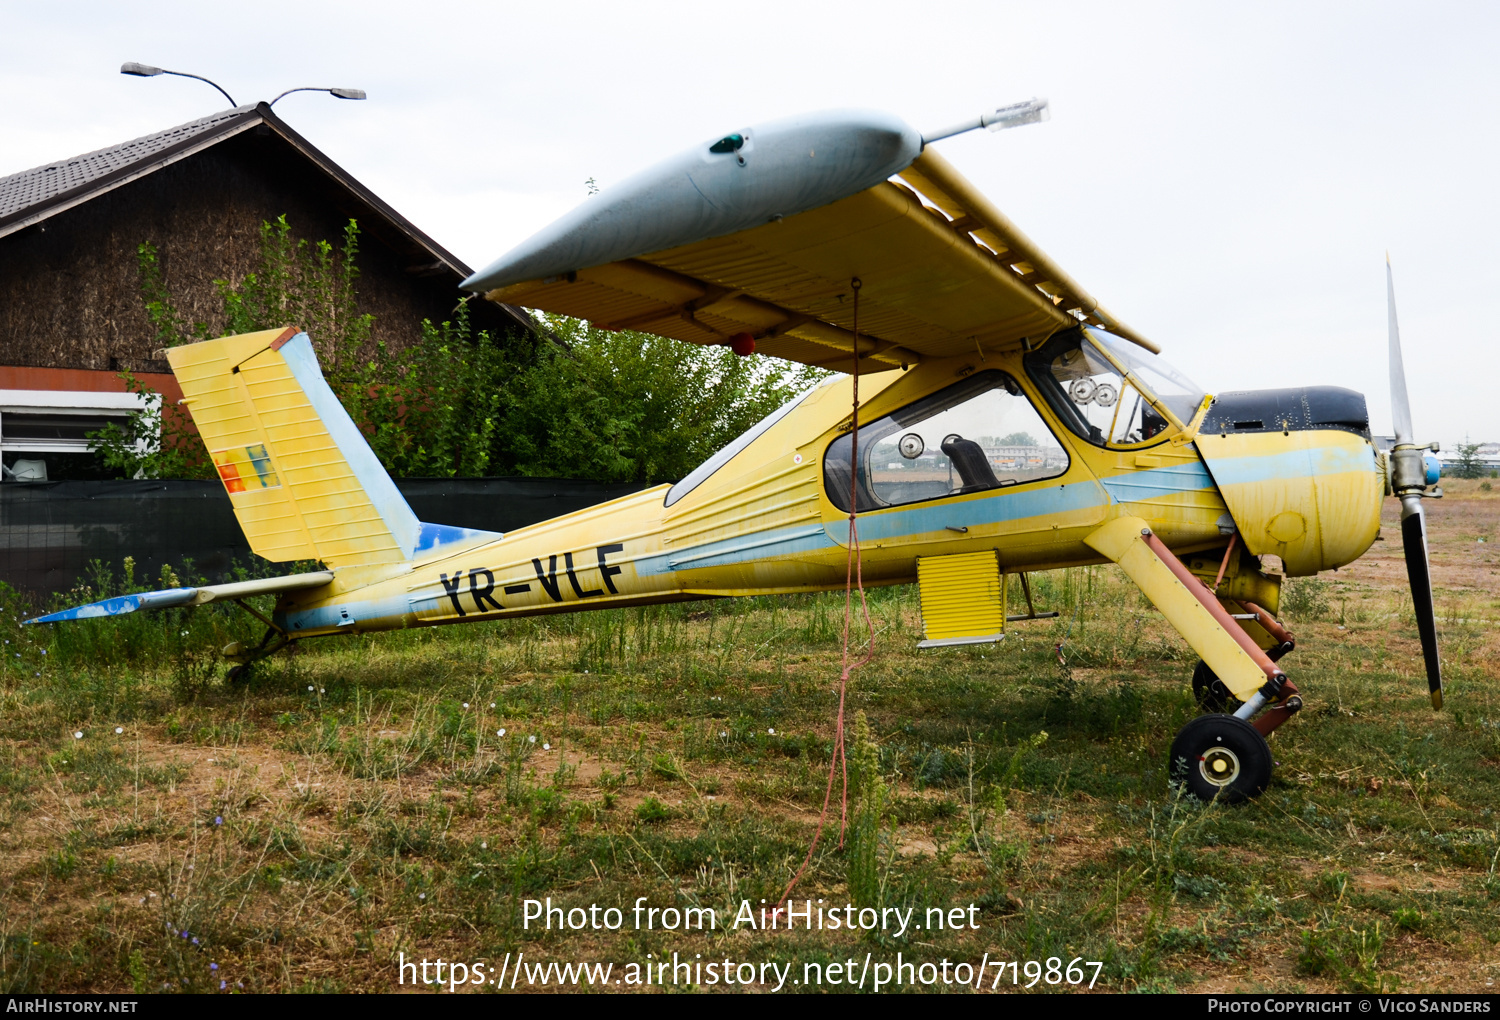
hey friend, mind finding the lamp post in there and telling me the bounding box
[120,64,368,109]
[269,87,367,107]
[120,62,237,107]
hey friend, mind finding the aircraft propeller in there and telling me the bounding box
[1385,258,1444,709]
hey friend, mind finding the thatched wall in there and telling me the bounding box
[0,129,517,373]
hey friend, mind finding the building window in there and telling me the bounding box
[0,389,146,482]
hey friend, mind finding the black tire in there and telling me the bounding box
[1191,660,1242,713]
[1168,714,1272,803]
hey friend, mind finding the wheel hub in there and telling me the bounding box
[1199,746,1241,787]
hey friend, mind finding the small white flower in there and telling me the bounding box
[73,731,83,739]
[480,842,487,849]
[462,703,469,709]
[497,728,506,737]
[768,728,776,735]
[319,688,325,694]
[543,743,551,750]
[528,735,536,743]
[181,631,188,637]
[115,727,124,735]
[418,893,425,900]
[307,686,314,692]
[489,702,496,709]
[720,731,727,738]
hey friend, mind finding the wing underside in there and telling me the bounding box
[484,150,1155,372]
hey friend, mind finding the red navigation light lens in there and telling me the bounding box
[730,333,755,356]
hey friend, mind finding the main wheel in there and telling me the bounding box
[1168,714,1272,803]
[1191,660,1243,713]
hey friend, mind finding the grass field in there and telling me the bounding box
[0,479,1496,994]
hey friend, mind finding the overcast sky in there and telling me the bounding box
[4,0,1496,449]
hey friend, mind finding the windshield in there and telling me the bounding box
[1086,328,1204,426]
[1023,328,1205,447]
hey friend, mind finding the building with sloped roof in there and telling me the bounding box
[0,102,530,480]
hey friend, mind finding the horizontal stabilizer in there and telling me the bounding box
[24,571,334,625]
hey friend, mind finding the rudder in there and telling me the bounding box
[168,327,420,568]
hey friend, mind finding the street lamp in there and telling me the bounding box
[120,64,367,110]
[921,98,1051,146]
[268,87,368,107]
[120,62,237,107]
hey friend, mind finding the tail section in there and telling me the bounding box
[168,327,420,568]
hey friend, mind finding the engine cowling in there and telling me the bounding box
[1195,387,1383,577]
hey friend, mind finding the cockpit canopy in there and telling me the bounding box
[1024,327,1205,448]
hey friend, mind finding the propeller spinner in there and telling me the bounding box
[1386,258,1444,709]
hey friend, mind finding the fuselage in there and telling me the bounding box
[274,335,1383,639]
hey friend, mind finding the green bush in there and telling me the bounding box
[1281,577,1330,620]
[97,217,826,484]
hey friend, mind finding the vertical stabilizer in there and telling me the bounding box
[168,327,420,567]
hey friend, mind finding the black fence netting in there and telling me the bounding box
[0,478,653,598]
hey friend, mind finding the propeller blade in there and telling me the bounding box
[1401,505,1444,709]
[1387,257,1443,709]
[1387,255,1413,446]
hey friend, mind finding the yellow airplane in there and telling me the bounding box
[27,101,1444,804]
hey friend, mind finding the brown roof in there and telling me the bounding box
[0,102,531,331]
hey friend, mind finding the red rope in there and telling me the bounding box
[777,278,877,912]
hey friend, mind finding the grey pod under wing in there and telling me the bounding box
[462,108,922,294]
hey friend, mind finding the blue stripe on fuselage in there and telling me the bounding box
[1099,461,1215,503]
[636,524,835,576]
[1202,443,1375,487]
[638,480,1111,576]
[848,480,1110,542]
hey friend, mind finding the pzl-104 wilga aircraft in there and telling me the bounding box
[27,100,1445,803]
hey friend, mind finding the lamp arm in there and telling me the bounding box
[161,70,236,107]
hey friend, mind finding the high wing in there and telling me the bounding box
[463,109,1156,372]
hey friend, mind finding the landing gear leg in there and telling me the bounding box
[225,626,295,685]
[1192,660,1242,713]
[1191,660,1303,737]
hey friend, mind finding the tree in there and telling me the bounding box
[1452,436,1486,479]
[97,216,825,483]
[490,315,823,483]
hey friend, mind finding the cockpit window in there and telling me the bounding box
[1023,328,1205,448]
[665,385,817,507]
[824,370,1069,512]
